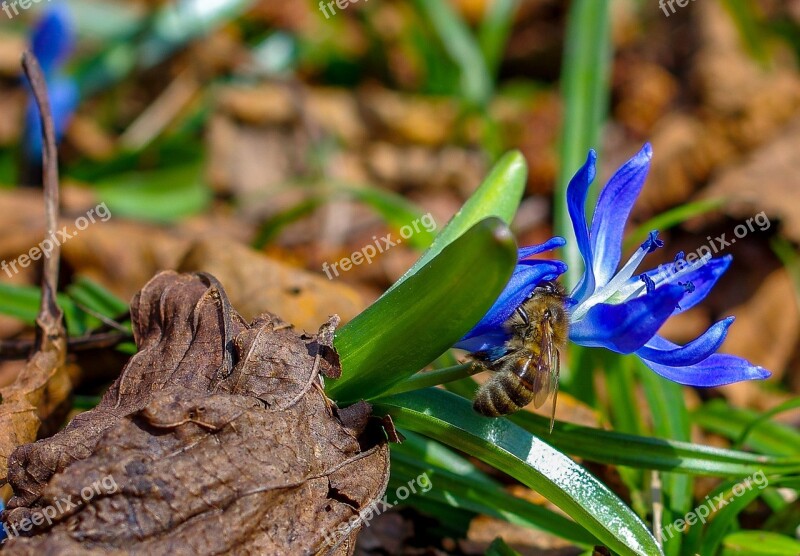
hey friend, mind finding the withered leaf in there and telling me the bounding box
[2,271,389,555]
[0,313,70,487]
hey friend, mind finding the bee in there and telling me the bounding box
[471,281,569,431]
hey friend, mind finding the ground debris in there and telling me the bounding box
[1,271,389,555]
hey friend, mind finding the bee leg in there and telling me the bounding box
[548,351,560,433]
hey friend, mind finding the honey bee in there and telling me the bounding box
[471,281,569,431]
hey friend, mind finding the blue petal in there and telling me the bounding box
[518,236,566,260]
[567,150,598,302]
[639,353,770,387]
[590,143,653,286]
[636,317,734,366]
[454,332,510,355]
[31,5,76,74]
[458,259,567,343]
[570,284,685,353]
[24,78,79,159]
[641,255,732,315]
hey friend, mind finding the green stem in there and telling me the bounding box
[554,0,612,291]
[382,363,478,396]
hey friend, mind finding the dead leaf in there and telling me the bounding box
[2,271,389,554]
[178,237,367,329]
[700,116,800,243]
[0,323,71,486]
[718,268,798,409]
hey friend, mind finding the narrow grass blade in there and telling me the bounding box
[624,198,725,250]
[554,0,611,291]
[95,164,210,222]
[693,400,800,456]
[721,531,800,555]
[66,276,129,319]
[478,0,519,79]
[485,538,523,556]
[412,0,492,106]
[637,359,693,556]
[441,379,800,476]
[391,450,597,547]
[699,477,765,556]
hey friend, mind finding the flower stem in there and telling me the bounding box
[554,0,612,292]
[381,363,479,397]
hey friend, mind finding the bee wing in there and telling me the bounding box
[531,324,559,409]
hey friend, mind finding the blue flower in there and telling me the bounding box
[456,237,567,356]
[459,144,770,388]
[567,143,769,386]
[24,5,79,160]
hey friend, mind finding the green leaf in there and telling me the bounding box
[693,400,800,456]
[66,276,129,319]
[412,0,492,106]
[554,0,612,291]
[477,0,519,79]
[721,0,771,66]
[733,397,800,450]
[391,444,597,547]
[341,185,438,249]
[721,531,800,556]
[95,164,210,222]
[252,197,324,249]
[485,538,522,556]
[514,410,800,477]
[386,150,527,295]
[699,477,765,556]
[601,354,646,517]
[376,389,664,556]
[0,282,94,337]
[637,358,693,556]
[74,0,256,95]
[384,363,477,396]
[327,218,517,403]
[447,378,800,477]
[396,430,496,487]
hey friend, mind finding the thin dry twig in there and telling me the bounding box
[21,52,63,340]
[0,331,130,360]
[0,52,71,485]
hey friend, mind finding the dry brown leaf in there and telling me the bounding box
[0,315,70,486]
[700,116,800,243]
[2,271,389,554]
[178,237,367,330]
[636,1,800,216]
[718,268,799,408]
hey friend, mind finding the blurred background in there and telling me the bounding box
[1,1,799,551]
